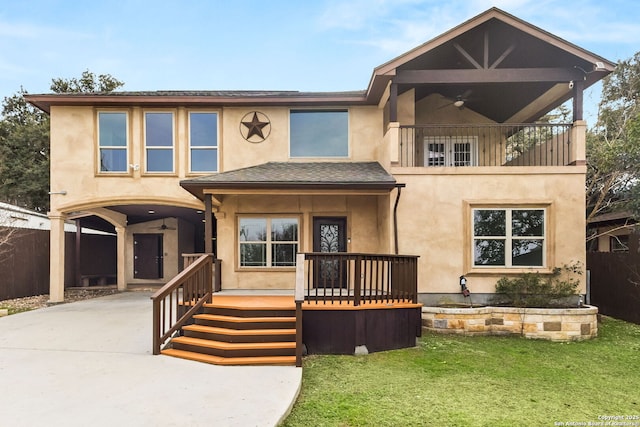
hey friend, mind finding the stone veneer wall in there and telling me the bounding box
[422,305,598,341]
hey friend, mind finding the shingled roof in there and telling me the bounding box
[181,162,397,199]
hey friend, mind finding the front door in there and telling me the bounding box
[133,233,163,279]
[313,217,347,288]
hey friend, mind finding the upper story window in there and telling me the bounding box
[290,110,348,158]
[145,112,174,173]
[189,112,218,173]
[98,112,128,173]
[473,208,545,268]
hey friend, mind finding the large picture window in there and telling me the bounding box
[239,217,299,268]
[189,112,218,173]
[145,112,174,173]
[290,110,348,157]
[98,112,128,172]
[473,208,545,267]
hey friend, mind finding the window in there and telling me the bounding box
[290,110,348,157]
[473,208,545,267]
[145,112,174,173]
[239,217,299,268]
[189,112,218,173]
[610,235,629,253]
[98,112,128,172]
[424,136,477,166]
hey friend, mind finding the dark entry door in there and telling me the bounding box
[134,233,163,279]
[313,217,347,288]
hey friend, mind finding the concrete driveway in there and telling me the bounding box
[0,291,302,427]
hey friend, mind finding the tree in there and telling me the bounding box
[0,89,50,211]
[0,71,124,212]
[586,52,640,225]
[50,69,123,93]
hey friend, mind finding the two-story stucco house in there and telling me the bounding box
[26,8,614,364]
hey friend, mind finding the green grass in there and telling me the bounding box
[282,317,640,427]
[0,305,32,315]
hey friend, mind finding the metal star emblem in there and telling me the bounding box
[241,112,270,142]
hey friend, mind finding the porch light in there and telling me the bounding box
[453,99,465,108]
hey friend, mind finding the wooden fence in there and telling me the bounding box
[587,233,640,324]
[0,227,116,300]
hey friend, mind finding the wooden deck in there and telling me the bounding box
[210,294,422,356]
[211,294,422,311]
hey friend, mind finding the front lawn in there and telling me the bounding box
[282,317,640,426]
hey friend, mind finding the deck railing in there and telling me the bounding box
[294,253,419,306]
[151,254,221,355]
[398,123,572,167]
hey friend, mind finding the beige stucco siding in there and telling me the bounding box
[392,167,587,295]
[215,194,391,289]
[219,106,382,172]
[49,106,203,215]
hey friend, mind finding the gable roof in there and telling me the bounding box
[366,7,615,122]
[180,162,397,199]
[25,7,614,123]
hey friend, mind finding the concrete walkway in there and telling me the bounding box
[0,291,302,427]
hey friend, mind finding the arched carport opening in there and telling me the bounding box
[63,203,211,291]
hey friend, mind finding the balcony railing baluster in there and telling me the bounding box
[398,123,572,167]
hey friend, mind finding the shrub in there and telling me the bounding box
[493,262,582,308]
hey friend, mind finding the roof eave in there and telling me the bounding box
[24,93,372,114]
[180,181,397,201]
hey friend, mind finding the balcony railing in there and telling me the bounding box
[398,123,572,167]
[294,253,419,306]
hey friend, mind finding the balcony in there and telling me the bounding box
[396,123,574,168]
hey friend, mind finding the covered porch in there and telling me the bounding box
[151,162,422,365]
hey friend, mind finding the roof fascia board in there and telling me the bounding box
[25,93,370,114]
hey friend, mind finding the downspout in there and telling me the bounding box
[393,183,405,254]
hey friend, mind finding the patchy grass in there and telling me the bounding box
[0,305,32,315]
[282,317,640,427]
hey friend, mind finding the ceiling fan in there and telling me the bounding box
[152,218,176,230]
[439,89,474,110]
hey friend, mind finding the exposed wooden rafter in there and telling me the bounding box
[454,30,517,71]
[490,43,516,69]
[454,42,483,69]
[395,68,584,84]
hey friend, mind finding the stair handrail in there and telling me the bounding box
[151,253,216,355]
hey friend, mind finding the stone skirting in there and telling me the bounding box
[422,305,598,341]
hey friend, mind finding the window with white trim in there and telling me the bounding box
[189,112,218,173]
[145,112,174,173]
[98,112,128,172]
[239,217,299,268]
[473,208,545,267]
[424,136,477,166]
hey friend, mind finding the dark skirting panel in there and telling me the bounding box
[302,307,422,355]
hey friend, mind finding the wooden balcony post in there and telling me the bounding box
[354,255,362,306]
[204,194,213,254]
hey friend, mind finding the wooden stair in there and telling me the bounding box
[162,295,297,366]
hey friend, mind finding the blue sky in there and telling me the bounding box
[1,0,638,122]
